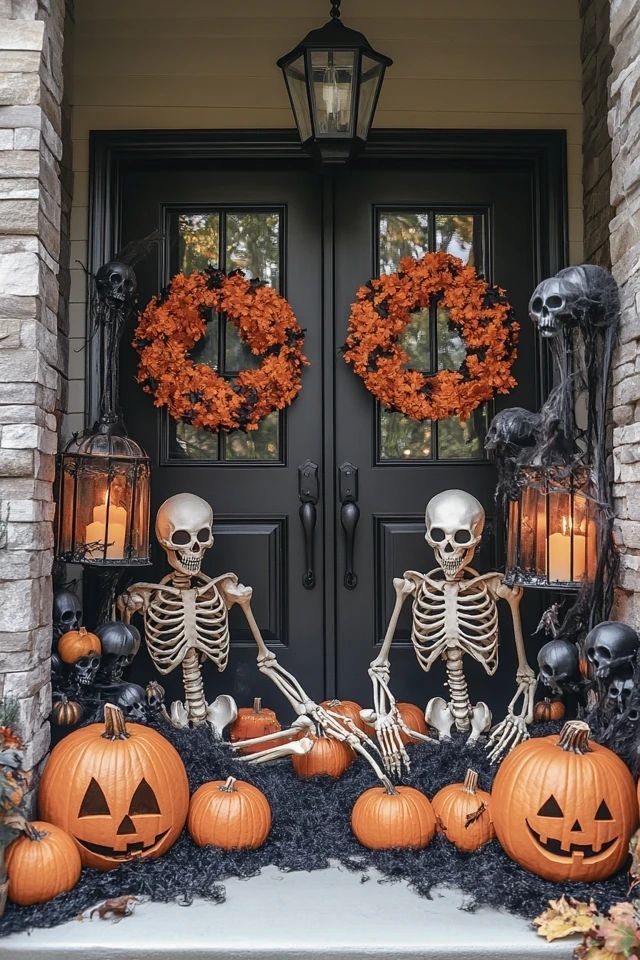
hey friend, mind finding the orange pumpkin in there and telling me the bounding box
[533,698,565,723]
[432,769,494,852]
[397,702,428,744]
[491,720,638,882]
[51,695,84,727]
[292,734,353,779]
[320,699,366,733]
[38,704,189,871]
[229,698,283,755]
[57,627,101,665]
[188,777,271,850]
[352,784,437,850]
[6,822,81,905]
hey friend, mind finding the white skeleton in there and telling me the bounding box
[119,493,392,786]
[367,489,535,775]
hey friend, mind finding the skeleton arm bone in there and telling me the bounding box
[116,580,182,622]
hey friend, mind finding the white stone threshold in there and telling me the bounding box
[0,862,575,960]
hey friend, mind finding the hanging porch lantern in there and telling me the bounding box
[277,0,392,164]
[505,466,598,591]
[56,258,151,568]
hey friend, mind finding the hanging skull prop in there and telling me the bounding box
[115,682,148,723]
[585,621,640,681]
[71,654,101,690]
[95,261,137,306]
[53,588,82,644]
[529,265,620,340]
[95,621,141,684]
[424,489,484,580]
[537,639,581,696]
[155,493,214,576]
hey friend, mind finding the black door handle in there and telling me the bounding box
[298,460,319,590]
[339,462,359,590]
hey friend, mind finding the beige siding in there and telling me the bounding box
[67,0,583,432]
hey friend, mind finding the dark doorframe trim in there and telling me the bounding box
[88,127,568,698]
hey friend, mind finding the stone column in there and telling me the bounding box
[609,0,640,627]
[0,0,67,776]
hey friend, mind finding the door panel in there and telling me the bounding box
[333,164,540,716]
[118,166,325,710]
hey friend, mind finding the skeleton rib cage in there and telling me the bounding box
[144,579,230,675]
[410,573,500,676]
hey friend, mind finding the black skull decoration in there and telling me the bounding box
[145,680,166,717]
[52,588,82,644]
[95,621,141,685]
[537,639,581,697]
[70,653,101,691]
[115,682,148,723]
[95,261,137,306]
[585,621,640,681]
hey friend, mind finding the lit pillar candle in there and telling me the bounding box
[548,522,586,583]
[86,500,127,560]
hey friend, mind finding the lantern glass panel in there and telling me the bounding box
[309,49,356,136]
[282,55,312,143]
[131,461,150,560]
[357,54,384,138]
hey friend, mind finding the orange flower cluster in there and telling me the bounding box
[134,269,308,433]
[343,252,519,422]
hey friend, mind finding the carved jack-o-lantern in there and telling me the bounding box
[491,721,638,882]
[38,704,189,871]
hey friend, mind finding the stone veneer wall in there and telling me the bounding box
[0,0,67,778]
[609,0,640,627]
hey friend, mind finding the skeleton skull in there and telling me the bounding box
[71,654,100,689]
[529,265,618,340]
[425,490,484,580]
[585,620,640,680]
[95,260,137,305]
[156,493,214,576]
[537,639,580,695]
[52,588,82,644]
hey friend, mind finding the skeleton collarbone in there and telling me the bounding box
[143,571,232,675]
[409,568,500,675]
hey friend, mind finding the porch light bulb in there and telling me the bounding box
[85,498,128,561]
[322,65,349,131]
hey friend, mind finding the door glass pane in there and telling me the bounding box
[379,212,429,274]
[179,213,220,273]
[436,306,466,372]
[225,211,280,285]
[173,423,220,461]
[435,213,483,270]
[437,406,489,460]
[379,410,432,461]
[223,413,280,461]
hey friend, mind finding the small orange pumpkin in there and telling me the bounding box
[292,734,353,779]
[188,776,271,850]
[57,627,101,665]
[491,720,638,882]
[6,822,81,905]
[320,699,366,733]
[229,698,282,755]
[533,698,565,723]
[397,702,428,744]
[39,704,189,871]
[352,784,437,850]
[432,769,494,852]
[51,695,84,727]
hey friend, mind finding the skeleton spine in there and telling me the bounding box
[182,647,207,725]
[444,649,471,731]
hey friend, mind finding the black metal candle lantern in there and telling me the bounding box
[56,257,151,570]
[56,427,150,566]
[505,466,598,591]
[277,0,392,164]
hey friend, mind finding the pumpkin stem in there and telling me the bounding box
[253,698,262,714]
[78,626,87,637]
[462,768,478,794]
[220,776,238,793]
[383,777,398,796]
[557,719,592,755]
[326,699,340,707]
[103,703,129,741]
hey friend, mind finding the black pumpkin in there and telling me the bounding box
[95,622,141,682]
[115,682,148,722]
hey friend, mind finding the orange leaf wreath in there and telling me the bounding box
[133,269,308,433]
[342,252,518,421]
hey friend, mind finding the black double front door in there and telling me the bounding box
[117,148,543,718]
